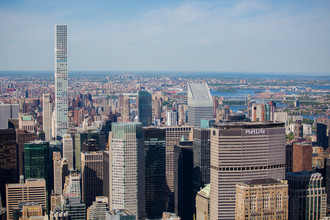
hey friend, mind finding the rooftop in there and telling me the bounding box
[187,83,213,107]
[21,115,33,121]
[244,178,281,186]
[213,121,285,129]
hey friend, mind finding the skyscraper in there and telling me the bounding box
[16,129,38,177]
[192,128,210,194]
[24,141,51,212]
[6,179,46,220]
[187,83,213,127]
[81,151,103,208]
[63,134,74,169]
[0,129,18,208]
[165,126,192,211]
[43,93,53,141]
[286,171,326,220]
[137,91,152,126]
[144,127,166,219]
[108,122,145,219]
[53,152,63,195]
[54,25,68,138]
[210,122,286,219]
[24,141,50,182]
[0,104,19,129]
[174,141,193,220]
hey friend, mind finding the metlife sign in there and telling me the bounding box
[245,129,266,135]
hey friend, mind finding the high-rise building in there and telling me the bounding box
[195,184,210,220]
[75,132,88,171]
[0,129,18,208]
[0,104,19,129]
[62,197,86,220]
[19,115,34,133]
[43,94,53,141]
[210,122,286,219]
[54,25,68,138]
[108,123,145,219]
[63,134,74,169]
[187,83,213,127]
[251,103,266,122]
[24,141,50,211]
[63,170,81,198]
[50,194,61,212]
[87,196,108,220]
[6,179,46,220]
[122,96,131,122]
[294,120,303,139]
[103,151,110,199]
[192,128,210,194]
[235,179,288,219]
[174,142,193,220]
[144,127,166,219]
[81,151,103,208]
[166,111,177,126]
[137,91,152,126]
[292,142,312,172]
[53,152,63,195]
[165,126,192,211]
[317,123,328,149]
[286,171,326,220]
[24,141,50,183]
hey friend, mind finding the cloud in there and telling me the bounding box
[0,0,329,73]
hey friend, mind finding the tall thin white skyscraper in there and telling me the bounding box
[54,25,68,138]
[43,93,52,141]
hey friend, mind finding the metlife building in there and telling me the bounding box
[209,122,286,220]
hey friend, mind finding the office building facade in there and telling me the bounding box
[165,126,192,194]
[210,122,286,219]
[6,179,46,220]
[54,25,68,138]
[187,83,213,127]
[174,143,193,220]
[137,91,152,126]
[0,129,18,208]
[109,123,145,219]
[81,151,103,208]
[144,127,166,219]
[286,171,326,220]
[63,134,74,169]
[195,184,210,220]
[235,179,288,219]
[292,142,312,172]
[16,130,38,177]
[0,104,19,129]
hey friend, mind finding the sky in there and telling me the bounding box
[0,0,330,73]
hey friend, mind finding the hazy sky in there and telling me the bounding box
[0,0,330,73]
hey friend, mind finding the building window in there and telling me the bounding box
[276,192,282,209]
[263,194,270,210]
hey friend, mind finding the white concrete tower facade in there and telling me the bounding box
[54,25,68,138]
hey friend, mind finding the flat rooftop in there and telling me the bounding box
[213,121,285,129]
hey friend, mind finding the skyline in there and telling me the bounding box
[0,0,330,73]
